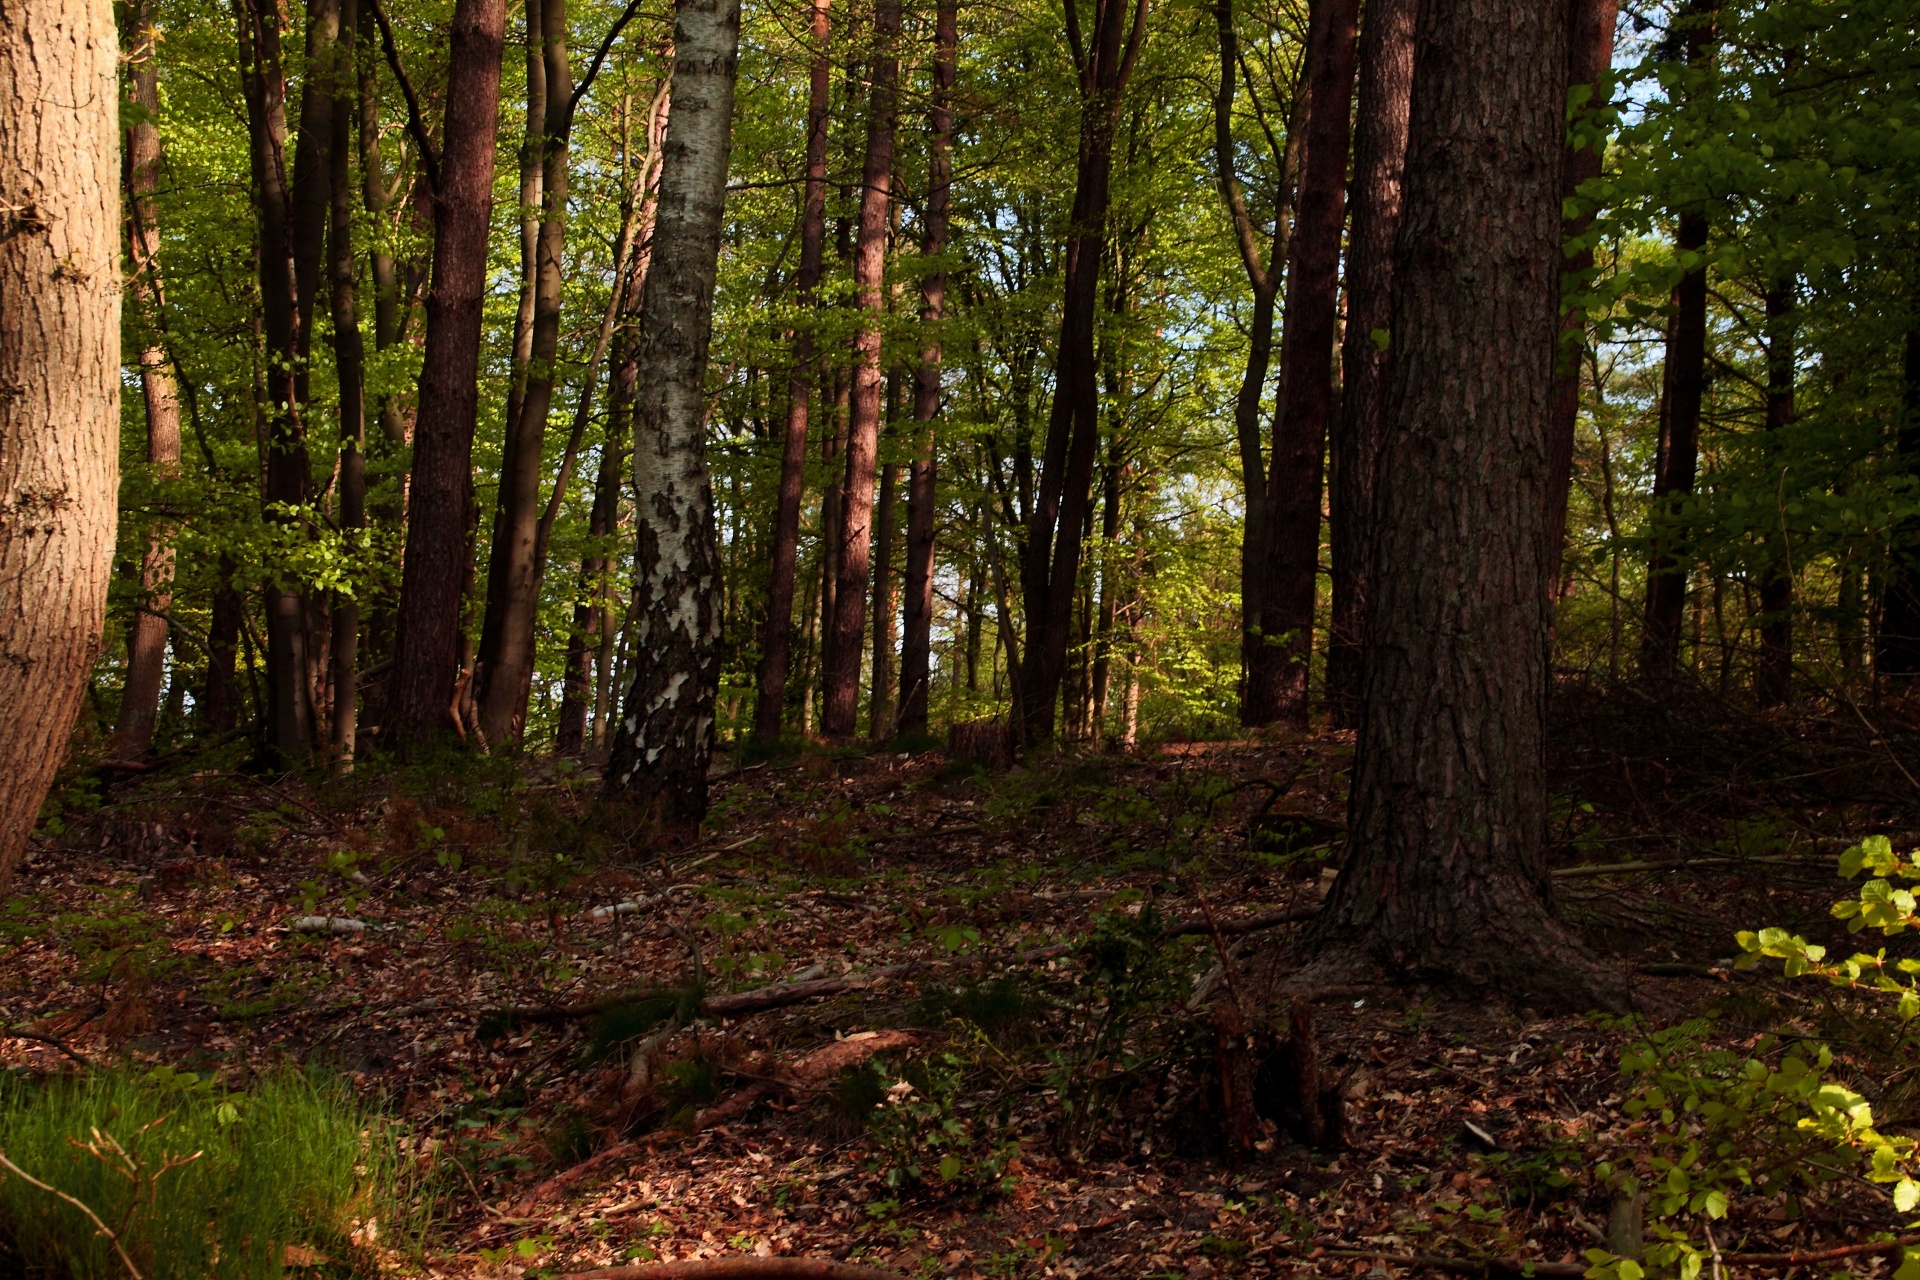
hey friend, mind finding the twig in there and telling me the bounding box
[0,1149,146,1280]
[0,1027,92,1067]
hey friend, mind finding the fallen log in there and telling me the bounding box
[563,1261,898,1280]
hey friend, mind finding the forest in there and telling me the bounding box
[4,0,1920,1270]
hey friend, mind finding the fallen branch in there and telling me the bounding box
[1550,854,1834,879]
[563,1260,900,1280]
[1716,1232,1920,1265]
[509,1140,643,1216]
[1308,1231,1920,1277]
[0,1149,146,1280]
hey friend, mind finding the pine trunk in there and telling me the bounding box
[0,0,119,891]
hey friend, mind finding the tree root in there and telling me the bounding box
[562,1259,901,1279]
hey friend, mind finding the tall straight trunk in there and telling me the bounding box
[204,567,245,731]
[1245,0,1357,727]
[1089,440,1122,737]
[1755,280,1795,705]
[753,0,833,743]
[897,0,956,737]
[606,0,741,822]
[1324,0,1416,725]
[1541,0,1620,586]
[1639,210,1708,682]
[822,0,903,740]
[329,0,366,772]
[506,0,546,440]
[869,377,904,738]
[1015,0,1150,744]
[112,0,184,761]
[1880,314,1920,677]
[389,0,509,746]
[358,1,403,444]
[478,0,573,745]
[1302,0,1623,1008]
[0,0,119,892]
[236,0,319,757]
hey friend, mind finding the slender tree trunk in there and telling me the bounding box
[328,0,366,772]
[897,0,955,738]
[1015,0,1150,744]
[112,0,184,761]
[1246,0,1357,727]
[506,0,545,441]
[1324,0,1415,726]
[1880,314,1920,678]
[1639,211,1708,682]
[822,0,903,740]
[1301,0,1624,1009]
[1541,0,1620,588]
[204,566,244,732]
[1089,441,1121,737]
[606,0,741,822]
[754,0,833,743]
[0,0,119,893]
[389,0,509,747]
[1755,280,1795,705]
[869,377,904,738]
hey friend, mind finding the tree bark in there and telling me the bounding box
[896,0,955,738]
[203,565,244,732]
[822,0,902,740]
[1324,0,1416,726]
[1754,279,1795,706]
[388,0,508,747]
[605,0,740,823]
[506,0,546,448]
[1880,312,1920,678]
[112,0,184,761]
[869,376,904,738]
[1245,0,1357,727]
[329,0,366,773]
[0,0,119,892]
[753,0,833,744]
[1300,0,1625,1009]
[1638,210,1708,683]
[1014,0,1150,744]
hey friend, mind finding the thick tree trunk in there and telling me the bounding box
[1014,0,1149,744]
[388,0,508,747]
[329,0,366,773]
[1639,210,1708,682]
[112,0,183,761]
[822,0,902,740]
[897,0,955,738]
[1755,280,1795,706]
[1300,0,1624,1009]
[1245,0,1357,727]
[753,0,833,744]
[0,0,119,892]
[1324,0,1415,726]
[605,0,740,822]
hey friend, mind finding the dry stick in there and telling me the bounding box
[1550,854,1835,878]
[1312,1232,1920,1277]
[0,1150,146,1280]
[563,1261,902,1280]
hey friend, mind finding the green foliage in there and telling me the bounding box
[862,1053,1017,1195]
[0,1067,401,1280]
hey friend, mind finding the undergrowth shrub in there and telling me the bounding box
[0,1066,401,1280]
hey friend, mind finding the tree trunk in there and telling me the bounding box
[112,0,184,762]
[605,0,740,823]
[388,0,508,747]
[1541,0,1620,589]
[754,0,833,744]
[1300,0,1624,1009]
[1880,315,1920,678]
[329,0,366,773]
[1324,0,1415,726]
[1638,210,1708,683]
[506,0,545,446]
[204,566,244,732]
[869,377,904,738]
[822,0,902,740]
[1014,0,1150,744]
[1754,280,1795,706]
[897,0,954,738]
[0,0,119,892]
[1246,0,1357,727]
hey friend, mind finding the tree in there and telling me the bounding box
[329,0,367,773]
[1301,0,1625,1007]
[606,0,742,822]
[1754,279,1796,704]
[1324,0,1415,724]
[385,0,510,748]
[0,0,119,892]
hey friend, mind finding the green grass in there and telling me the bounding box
[0,1066,402,1279]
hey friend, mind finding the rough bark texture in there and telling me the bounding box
[389,0,507,747]
[1014,0,1149,743]
[329,0,366,772]
[0,0,120,892]
[1755,281,1795,705]
[1246,0,1357,728]
[869,445,899,739]
[753,0,833,744]
[821,0,902,741]
[1300,0,1625,1009]
[1639,211,1708,683]
[113,0,183,761]
[896,0,952,738]
[605,0,740,823]
[1324,0,1415,726]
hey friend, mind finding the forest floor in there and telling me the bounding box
[6,682,1920,1279]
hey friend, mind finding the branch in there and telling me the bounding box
[569,0,649,116]
[365,0,440,193]
[0,1150,146,1280]
[564,1260,904,1280]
